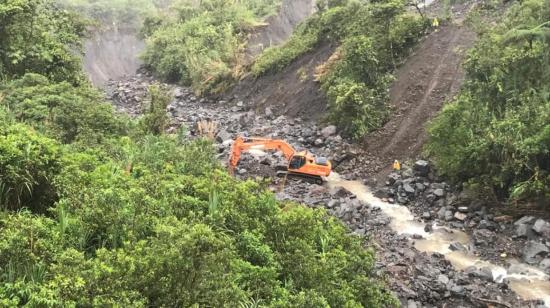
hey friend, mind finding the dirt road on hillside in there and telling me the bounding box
[363,23,476,179]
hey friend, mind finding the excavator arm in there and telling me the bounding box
[229,136,296,173]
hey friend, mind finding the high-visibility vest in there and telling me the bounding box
[393,160,401,171]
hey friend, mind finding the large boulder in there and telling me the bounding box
[216,129,232,143]
[532,219,550,238]
[413,160,430,176]
[321,125,337,138]
[523,241,549,264]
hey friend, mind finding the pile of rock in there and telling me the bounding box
[514,217,550,270]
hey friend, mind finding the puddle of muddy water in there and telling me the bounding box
[326,173,550,306]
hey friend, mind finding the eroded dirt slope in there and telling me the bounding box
[362,22,476,179]
[228,42,334,120]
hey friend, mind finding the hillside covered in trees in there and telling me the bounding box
[426,0,550,201]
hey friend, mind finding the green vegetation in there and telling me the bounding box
[0,0,87,83]
[58,0,162,29]
[253,0,429,139]
[426,0,550,201]
[141,0,282,94]
[0,0,398,306]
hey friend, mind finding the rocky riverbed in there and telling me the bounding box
[105,75,550,307]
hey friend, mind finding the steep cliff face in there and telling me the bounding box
[83,28,145,87]
[245,0,316,61]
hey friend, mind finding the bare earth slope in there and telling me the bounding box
[362,22,476,179]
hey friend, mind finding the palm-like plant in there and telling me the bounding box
[502,21,550,49]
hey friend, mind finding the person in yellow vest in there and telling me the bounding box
[432,17,440,30]
[393,160,401,171]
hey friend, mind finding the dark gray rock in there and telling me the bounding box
[523,241,549,264]
[216,129,232,143]
[403,183,416,195]
[414,160,430,176]
[533,219,550,237]
[449,242,467,252]
[437,207,447,220]
[387,173,400,186]
[434,188,446,198]
[515,224,530,238]
[445,210,454,221]
[514,216,537,226]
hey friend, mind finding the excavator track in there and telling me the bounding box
[276,170,324,185]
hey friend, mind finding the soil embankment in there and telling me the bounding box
[363,23,476,177]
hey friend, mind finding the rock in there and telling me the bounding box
[407,300,419,308]
[438,274,450,285]
[216,129,232,143]
[469,266,494,282]
[326,200,339,209]
[454,212,467,221]
[422,212,431,219]
[539,258,550,270]
[424,224,433,232]
[238,168,247,175]
[314,138,324,146]
[515,224,530,238]
[433,188,446,198]
[523,241,549,264]
[415,183,426,192]
[332,187,352,198]
[515,216,537,226]
[321,125,337,137]
[374,188,389,199]
[449,242,467,252]
[450,285,465,296]
[265,107,273,118]
[437,207,447,220]
[445,210,454,221]
[413,160,430,176]
[403,183,416,195]
[260,157,272,166]
[457,206,469,213]
[387,173,400,185]
[532,219,550,237]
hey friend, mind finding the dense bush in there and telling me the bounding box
[141,0,282,94]
[426,0,550,200]
[252,0,429,138]
[1,74,128,144]
[0,0,87,83]
[0,122,61,212]
[0,130,398,306]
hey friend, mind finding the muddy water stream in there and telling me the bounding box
[326,173,550,306]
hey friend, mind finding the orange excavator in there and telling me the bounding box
[229,136,331,184]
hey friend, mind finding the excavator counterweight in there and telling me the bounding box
[229,136,331,184]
